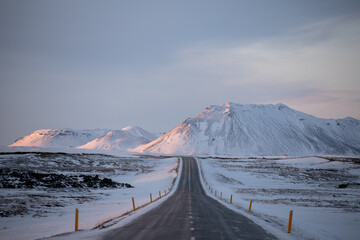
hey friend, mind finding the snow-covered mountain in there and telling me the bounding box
[77,126,159,151]
[133,103,360,156]
[9,129,111,148]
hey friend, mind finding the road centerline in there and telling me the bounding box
[103,157,277,240]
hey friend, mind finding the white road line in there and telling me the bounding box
[190,228,195,231]
[191,237,195,240]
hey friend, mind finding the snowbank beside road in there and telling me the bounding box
[198,156,360,240]
[0,153,179,240]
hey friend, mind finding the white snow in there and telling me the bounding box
[78,126,159,151]
[0,153,179,240]
[198,156,360,240]
[133,103,360,156]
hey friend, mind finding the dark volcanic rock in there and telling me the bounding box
[0,168,133,189]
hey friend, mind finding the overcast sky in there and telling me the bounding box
[1,0,360,145]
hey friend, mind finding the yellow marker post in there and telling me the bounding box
[159,191,161,198]
[220,192,222,200]
[150,193,152,203]
[288,210,293,233]
[215,190,217,197]
[230,194,233,204]
[164,190,166,195]
[211,188,213,194]
[132,197,136,211]
[209,185,210,190]
[248,200,253,213]
[75,208,79,231]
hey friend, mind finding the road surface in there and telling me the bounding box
[104,157,277,240]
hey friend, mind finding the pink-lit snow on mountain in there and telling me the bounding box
[77,126,160,151]
[9,129,111,148]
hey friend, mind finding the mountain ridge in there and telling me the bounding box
[77,126,159,151]
[133,102,360,156]
[9,128,111,148]
[9,103,360,155]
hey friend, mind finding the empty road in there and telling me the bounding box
[104,157,277,240]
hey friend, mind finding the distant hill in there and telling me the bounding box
[9,129,111,148]
[77,126,160,151]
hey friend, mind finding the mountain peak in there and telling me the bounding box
[133,102,360,156]
[78,126,158,151]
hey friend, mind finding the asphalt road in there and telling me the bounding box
[104,157,277,240]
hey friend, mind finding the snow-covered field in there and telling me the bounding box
[2,151,359,240]
[198,156,360,240]
[0,152,179,240]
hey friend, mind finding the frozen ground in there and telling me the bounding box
[0,152,179,240]
[198,156,360,240]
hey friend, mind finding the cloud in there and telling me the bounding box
[150,14,360,119]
